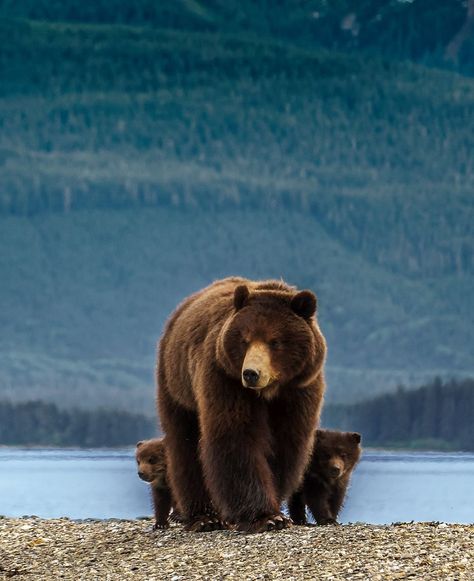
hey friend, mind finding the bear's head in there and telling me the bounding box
[310,429,362,481]
[135,438,167,486]
[217,283,326,399]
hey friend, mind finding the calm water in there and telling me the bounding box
[1,448,473,524]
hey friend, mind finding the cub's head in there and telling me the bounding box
[135,438,167,486]
[311,430,362,480]
[217,283,326,399]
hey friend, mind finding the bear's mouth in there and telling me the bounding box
[137,472,154,483]
[242,376,278,390]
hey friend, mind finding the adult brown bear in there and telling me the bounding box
[157,277,326,533]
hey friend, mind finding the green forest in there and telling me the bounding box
[0,400,155,446]
[324,378,474,451]
[0,1,473,413]
[1,378,472,448]
[1,0,473,73]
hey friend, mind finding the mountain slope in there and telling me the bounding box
[0,18,473,413]
[1,207,472,413]
[1,0,473,74]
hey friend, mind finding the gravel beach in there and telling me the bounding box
[0,518,472,580]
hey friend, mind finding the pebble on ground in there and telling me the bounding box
[0,518,473,580]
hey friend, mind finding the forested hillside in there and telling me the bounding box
[0,400,155,446]
[0,4,473,413]
[2,378,472,448]
[323,378,474,451]
[1,0,473,73]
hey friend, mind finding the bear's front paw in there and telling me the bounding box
[238,513,292,533]
[152,521,170,531]
[184,515,226,533]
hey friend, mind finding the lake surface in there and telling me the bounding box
[1,449,473,524]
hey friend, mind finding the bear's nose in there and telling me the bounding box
[138,471,146,480]
[329,466,342,478]
[243,368,260,387]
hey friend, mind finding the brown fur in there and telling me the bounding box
[157,277,326,532]
[135,438,174,529]
[288,429,362,525]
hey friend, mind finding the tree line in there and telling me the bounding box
[0,400,156,447]
[323,378,474,451]
[1,378,472,448]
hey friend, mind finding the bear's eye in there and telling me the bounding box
[149,456,158,464]
[269,339,283,349]
[241,337,249,346]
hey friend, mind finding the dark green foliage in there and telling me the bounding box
[1,19,473,278]
[1,0,472,73]
[0,400,156,446]
[323,378,474,451]
[0,9,473,413]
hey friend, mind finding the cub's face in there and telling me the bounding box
[135,439,167,486]
[220,285,326,398]
[312,431,362,480]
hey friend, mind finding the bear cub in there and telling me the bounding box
[135,438,174,529]
[288,429,361,525]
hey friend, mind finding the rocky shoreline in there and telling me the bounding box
[0,518,473,580]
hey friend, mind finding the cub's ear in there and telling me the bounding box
[234,285,250,311]
[351,433,362,444]
[136,441,144,448]
[291,290,317,319]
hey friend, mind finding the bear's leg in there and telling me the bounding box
[306,488,337,525]
[151,485,172,530]
[287,490,307,525]
[268,386,322,502]
[198,382,287,533]
[328,481,347,523]
[158,389,222,532]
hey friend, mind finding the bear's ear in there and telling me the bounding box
[136,441,144,448]
[234,285,250,311]
[291,290,317,319]
[351,433,361,444]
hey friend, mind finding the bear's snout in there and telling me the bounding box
[242,368,260,387]
[241,341,276,389]
[328,457,345,479]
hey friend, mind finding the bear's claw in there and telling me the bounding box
[238,513,292,533]
[152,522,170,531]
[185,515,226,532]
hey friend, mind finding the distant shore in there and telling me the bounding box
[1,518,473,580]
